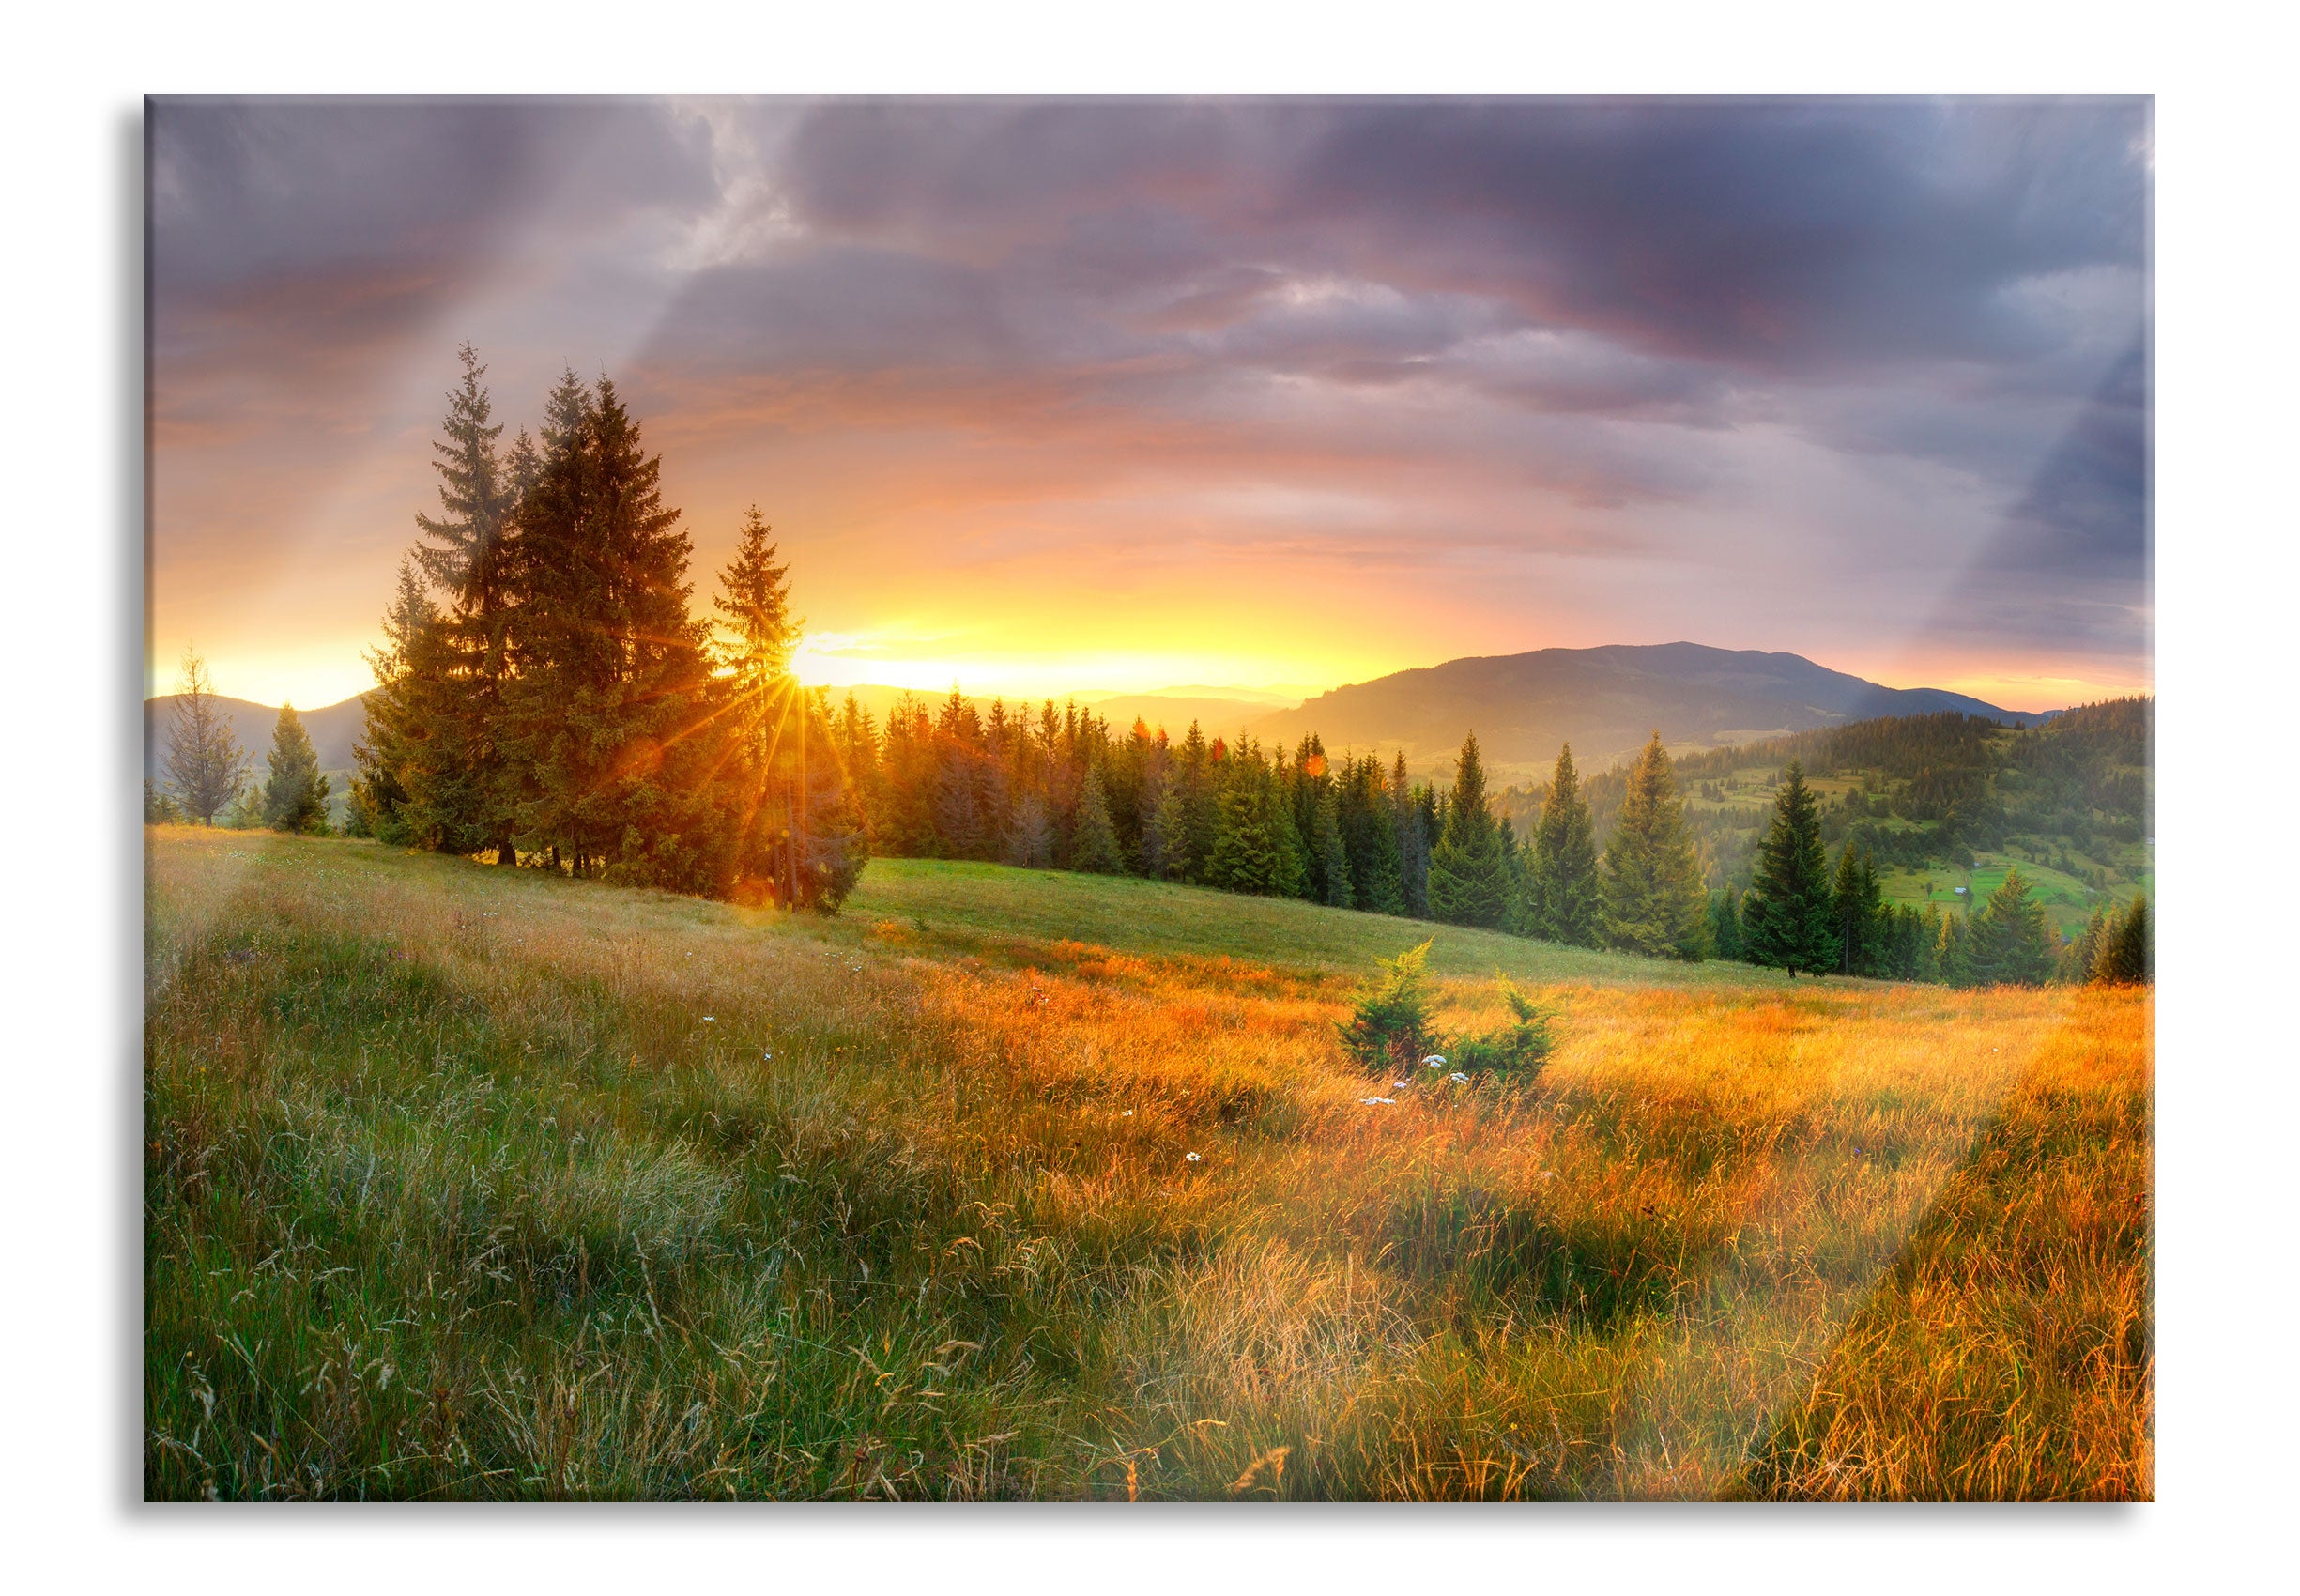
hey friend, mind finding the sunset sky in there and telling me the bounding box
[148,96,2151,714]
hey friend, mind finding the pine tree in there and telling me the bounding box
[1935,909,1971,987]
[1311,787,1353,909]
[1742,760,1839,976]
[163,646,249,824]
[1340,754,1407,915]
[1069,762,1126,874]
[221,785,267,831]
[714,505,798,684]
[1204,763,1269,892]
[789,689,869,911]
[260,704,330,834]
[1272,781,1311,898]
[1528,743,1600,945]
[1427,733,1510,928]
[502,375,716,884]
[830,693,882,844]
[144,779,185,825]
[1913,903,1946,983]
[408,343,520,861]
[710,503,845,898]
[1967,867,2053,987]
[1005,790,1055,867]
[2062,904,2109,984]
[1599,733,1707,959]
[2093,893,2153,985]
[351,559,439,847]
[1393,752,1432,917]
[1707,888,1744,961]
[1204,749,1306,896]
[1832,844,1886,975]
[1183,725,1221,882]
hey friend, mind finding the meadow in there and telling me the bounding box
[145,827,2153,1500]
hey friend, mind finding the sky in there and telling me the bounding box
[148,96,2152,714]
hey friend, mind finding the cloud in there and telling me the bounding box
[146,96,2153,709]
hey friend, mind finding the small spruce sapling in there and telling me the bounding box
[1338,940,1441,1070]
[1449,976,1558,1081]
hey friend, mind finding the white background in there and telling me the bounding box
[2,3,2288,1589]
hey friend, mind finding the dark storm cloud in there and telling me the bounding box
[766,97,2145,372]
[1276,99,2145,373]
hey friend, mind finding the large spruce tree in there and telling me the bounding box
[1426,733,1510,928]
[1527,742,1600,945]
[260,704,330,834]
[503,375,715,884]
[1599,732,1707,959]
[162,646,249,825]
[1742,760,1839,975]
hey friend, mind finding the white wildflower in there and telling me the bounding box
[1185,1151,1202,1163]
[1360,1097,1396,1106]
[1450,1071,1470,1084]
[1422,1054,1447,1067]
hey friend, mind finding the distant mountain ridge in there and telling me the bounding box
[144,693,370,781]
[1246,642,2054,779]
[143,644,2058,791]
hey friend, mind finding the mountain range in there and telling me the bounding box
[143,692,370,784]
[1247,643,2050,780]
[144,643,2055,790]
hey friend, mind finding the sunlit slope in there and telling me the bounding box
[847,858,1793,989]
[144,829,2151,1500]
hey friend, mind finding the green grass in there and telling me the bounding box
[844,858,1789,989]
[1881,852,2150,937]
[144,827,2152,1500]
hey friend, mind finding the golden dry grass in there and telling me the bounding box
[144,827,2151,1499]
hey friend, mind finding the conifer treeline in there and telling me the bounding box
[1720,759,2149,988]
[825,710,1719,959]
[348,347,865,910]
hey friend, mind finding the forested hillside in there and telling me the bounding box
[1495,700,2154,919]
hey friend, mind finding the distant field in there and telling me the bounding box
[145,829,2153,1500]
[1880,852,2152,936]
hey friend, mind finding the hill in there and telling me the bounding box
[143,690,369,778]
[144,827,2152,1500]
[1493,698,2155,935]
[1248,642,2051,781]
